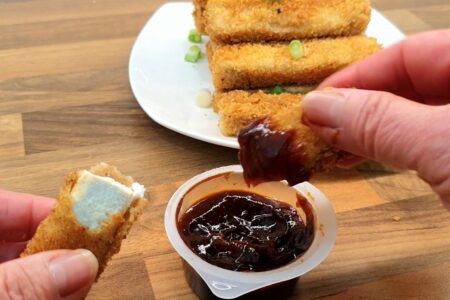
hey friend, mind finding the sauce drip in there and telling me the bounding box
[238,118,311,186]
[178,190,314,272]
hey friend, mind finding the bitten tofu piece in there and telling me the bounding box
[21,163,148,278]
[205,0,371,43]
[208,36,381,91]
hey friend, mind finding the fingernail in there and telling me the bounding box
[49,249,98,297]
[302,90,347,128]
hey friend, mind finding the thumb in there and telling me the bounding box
[302,89,450,205]
[0,249,98,300]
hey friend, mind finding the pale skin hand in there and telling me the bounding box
[0,189,98,300]
[301,29,450,210]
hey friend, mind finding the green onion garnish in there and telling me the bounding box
[270,85,283,94]
[289,40,303,60]
[185,46,202,63]
[188,29,202,43]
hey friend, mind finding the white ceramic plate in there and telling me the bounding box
[129,2,405,149]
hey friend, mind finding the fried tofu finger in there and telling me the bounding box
[206,0,371,43]
[193,0,207,33]
[209,36,381,91]
[212,91,343,185]
[21,163,148,278]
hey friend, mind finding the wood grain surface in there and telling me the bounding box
[0,1,449,299]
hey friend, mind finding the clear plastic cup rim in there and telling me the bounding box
[164,165,337,299]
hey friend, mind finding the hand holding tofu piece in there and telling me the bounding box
[21,163,148,278]
[213,91,344,185]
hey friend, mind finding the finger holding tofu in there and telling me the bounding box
[21,163,148,279]
[234,91,344,186]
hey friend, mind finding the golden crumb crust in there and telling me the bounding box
[21,163,148,279]
[214,91,342,172]
[209,36,381,91]
[212,90,300,136]
[213,91,344,173]
[205,0,371,43]
[193,0,208,33]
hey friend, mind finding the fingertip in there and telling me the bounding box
[75,249,99,276]
[301,90,346,128]
[29,196,56,241]
[48,249,98,297]
[0,191,56,242]
[31,196,56,218]
[301,91,315,111]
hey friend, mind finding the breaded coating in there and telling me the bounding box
[21,163,148,278]
[213,90,300,136]
[209,36,381,91]
[233,92,343,185]
[205,0,371,43]
[193,0,208,33]
[206,40,216,73]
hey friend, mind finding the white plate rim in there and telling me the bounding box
[129,2,406,149]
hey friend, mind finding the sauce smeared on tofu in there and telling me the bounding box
[238,118,312,186]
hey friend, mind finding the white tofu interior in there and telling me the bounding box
[71,170,144,230]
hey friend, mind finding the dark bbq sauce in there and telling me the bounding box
[238,118,311,186]
[178,190,315,272]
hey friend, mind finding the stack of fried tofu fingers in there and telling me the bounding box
[194,0,381,138]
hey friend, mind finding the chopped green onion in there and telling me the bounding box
[289,40,303,60]
[270,85,283,94]
[185,46,202,63]
[188,29,202,43]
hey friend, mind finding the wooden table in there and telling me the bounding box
[0,0,449,299]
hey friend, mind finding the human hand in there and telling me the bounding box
[301,29,450,209]
[0,189,98,299]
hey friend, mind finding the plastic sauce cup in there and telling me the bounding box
[165,165,337,299]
